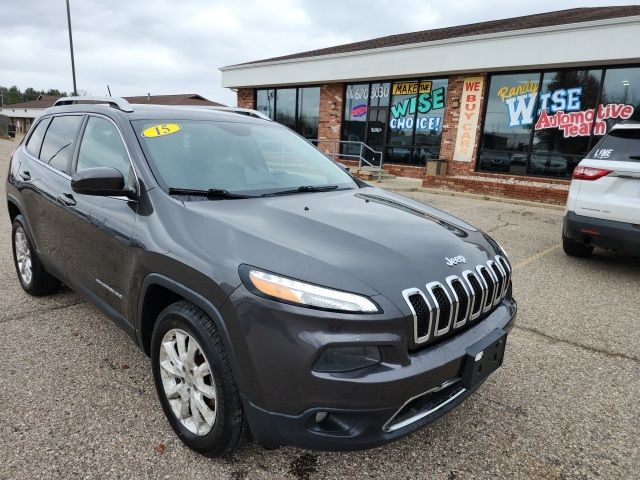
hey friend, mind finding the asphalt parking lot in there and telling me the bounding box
[0,135,638,480]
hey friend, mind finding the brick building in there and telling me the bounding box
[220,7,640,204]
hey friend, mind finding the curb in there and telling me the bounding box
[380,184,565,211]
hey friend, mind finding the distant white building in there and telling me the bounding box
[0,93,225,134]
[0,95,60,134]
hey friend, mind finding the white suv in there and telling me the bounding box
[563,124,640,257]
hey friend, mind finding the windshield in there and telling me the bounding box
[133,120,357,195]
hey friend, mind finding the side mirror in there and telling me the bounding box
[71,167,131,197]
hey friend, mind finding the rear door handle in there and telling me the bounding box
[56,193,76,207]
[19,170,30,181]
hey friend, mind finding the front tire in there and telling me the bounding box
[11,215,61,295]
[151,300,248,456]
[562,235,594,258]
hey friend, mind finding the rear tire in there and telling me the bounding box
[11,215,61,296]
[151,300,248,456]
[562,235,594,258]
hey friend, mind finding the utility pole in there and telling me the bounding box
[66,0,78,96]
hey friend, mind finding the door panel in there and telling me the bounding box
[60,115,139,319]
[60,195,137,316]
[17,115,84,279]
[18,155,67,278]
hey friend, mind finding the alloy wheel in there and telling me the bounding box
[14,226,32,286]
[159,329,218,435]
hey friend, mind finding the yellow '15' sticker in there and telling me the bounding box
[142,123,182,138]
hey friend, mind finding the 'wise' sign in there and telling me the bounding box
[453,77,484,162]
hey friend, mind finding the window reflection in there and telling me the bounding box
[479,66,640,178]
[255,87,320,139]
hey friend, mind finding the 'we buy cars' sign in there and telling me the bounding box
[454,77,484,162]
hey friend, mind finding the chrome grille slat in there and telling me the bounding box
[462,270,484,320]
[402,288,433,345]
[486,260,502,307]
[446,275,470,328]
[476,265,495,313]
[426,281,453,337]
[495,255,511,298]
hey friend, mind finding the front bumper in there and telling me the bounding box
[564,211,640,254]
[221,286,517,450]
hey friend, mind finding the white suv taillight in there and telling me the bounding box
[572,166,612,181]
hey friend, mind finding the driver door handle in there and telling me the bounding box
[57,193,76,207]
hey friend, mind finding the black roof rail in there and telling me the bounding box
[53,96,134,112]
[187,105,272,121]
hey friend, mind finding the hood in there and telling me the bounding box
[181,186,499,310]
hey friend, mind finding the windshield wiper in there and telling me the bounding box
[168,187,251,199]
[262,185,341,197]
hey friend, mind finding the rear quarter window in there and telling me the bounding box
[25,118,51,157]
[40,115,84,172]
[588,128,640,162]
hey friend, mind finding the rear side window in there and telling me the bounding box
[40,115,84,172]
[25,118,51,157]
[588,128,640,162]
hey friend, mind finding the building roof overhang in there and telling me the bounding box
[220,15,640,88]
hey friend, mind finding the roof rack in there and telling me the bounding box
[53,96,134,112]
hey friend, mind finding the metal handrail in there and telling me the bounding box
[311,139,384,182]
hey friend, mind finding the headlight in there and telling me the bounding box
[243,268,379,313]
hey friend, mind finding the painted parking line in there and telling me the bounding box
[513,244,561,271]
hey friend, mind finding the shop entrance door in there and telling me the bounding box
[364,106,387,166]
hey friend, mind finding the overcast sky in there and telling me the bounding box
[2,0,637,105]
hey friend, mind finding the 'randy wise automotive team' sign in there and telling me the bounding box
[499,80,635,137]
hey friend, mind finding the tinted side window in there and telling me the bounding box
[25,118,51,157]
[76,117,132,180]
[588,129,640,162]
[40,115,84,172]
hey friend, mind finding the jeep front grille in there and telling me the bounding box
[404,255,511,346]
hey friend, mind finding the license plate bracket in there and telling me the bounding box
[462,329,507,388]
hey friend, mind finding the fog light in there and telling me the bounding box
[315,412,329,424]
[313,345,381,373]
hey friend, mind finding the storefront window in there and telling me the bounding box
[388,80,419,146]
[275,88,296,130]
[530,68,602,177]
[342,83,369,145]
[413,78,448,162]
[256,89,275,119]
[598,67,640,130]
[256,87,320,139]
[478,65,639,178]
[386,78,448,164]
[479,72,539,175]
[297,87,320,139]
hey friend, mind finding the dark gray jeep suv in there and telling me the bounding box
[5,97,516,456]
